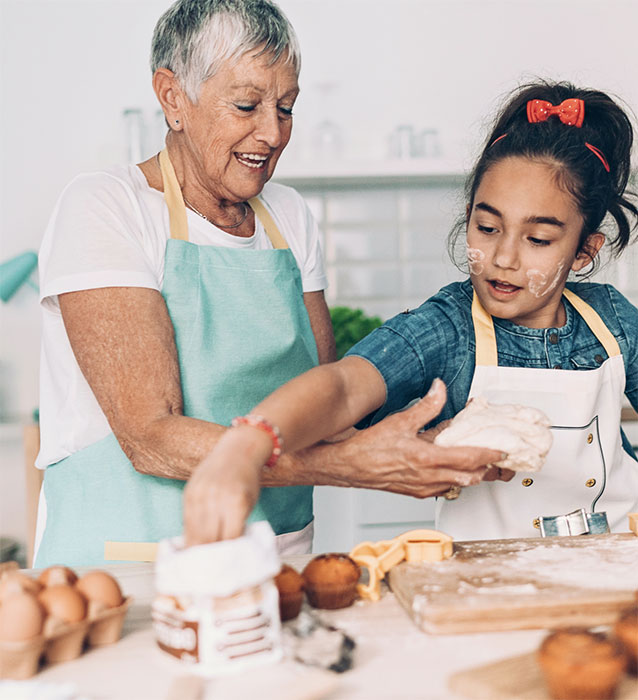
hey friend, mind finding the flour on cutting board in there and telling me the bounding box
[389,534,638,633]
[400,534,638,603]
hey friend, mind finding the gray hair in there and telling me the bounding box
[151,0,301,102]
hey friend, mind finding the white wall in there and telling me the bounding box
[1,0,637,420]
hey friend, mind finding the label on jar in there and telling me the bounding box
[151,583,282,675]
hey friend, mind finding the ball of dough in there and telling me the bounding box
[433,396,552,472]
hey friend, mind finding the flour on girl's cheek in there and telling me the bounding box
[526,261,565,298]
[466,247,486,275]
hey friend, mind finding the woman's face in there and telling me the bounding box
[466,156,598,328]
[179,50,299,203]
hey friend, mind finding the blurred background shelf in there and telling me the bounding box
[273,158,466,187]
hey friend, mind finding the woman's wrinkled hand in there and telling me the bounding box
[183,427,269,547]
[328,379,505,498]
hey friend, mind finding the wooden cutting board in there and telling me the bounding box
[388,533,638,634]
[448,651,638,699]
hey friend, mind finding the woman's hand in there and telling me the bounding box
[286,379,506,499]
[183,426,272,546]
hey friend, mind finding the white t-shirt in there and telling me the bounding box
[37,165,327,469]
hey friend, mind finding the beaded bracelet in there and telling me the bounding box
[231,414,283,468]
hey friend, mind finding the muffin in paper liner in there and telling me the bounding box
[302,554,360,610]
[537,628,628,700]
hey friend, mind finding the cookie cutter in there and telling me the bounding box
[538,508,610,537]
[349,528,453,602]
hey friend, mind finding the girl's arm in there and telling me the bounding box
[183,355,386,542]
[183,370,503,544]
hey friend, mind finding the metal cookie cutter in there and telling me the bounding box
[349,528,454,602]
[538,508,610,537]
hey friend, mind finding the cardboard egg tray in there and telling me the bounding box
[0,563,131,680]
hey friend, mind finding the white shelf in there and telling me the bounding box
[272,158,466,187]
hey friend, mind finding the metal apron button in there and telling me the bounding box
[585,478,596,488]
[522,478,533,487]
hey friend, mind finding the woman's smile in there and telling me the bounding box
[235,152,269,169]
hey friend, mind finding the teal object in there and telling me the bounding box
[0,251,38,302]
[35,233,317,567]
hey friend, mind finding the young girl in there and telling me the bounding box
[185,80,638,544]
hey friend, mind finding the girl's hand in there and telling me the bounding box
[183,427,270,546]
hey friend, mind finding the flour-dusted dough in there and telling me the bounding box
[433,396,552,472]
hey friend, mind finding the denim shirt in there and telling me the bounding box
[347,279,638,460]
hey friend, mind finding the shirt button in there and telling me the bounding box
[587,433,594,444]
[549,333,559,344]
[553,364,561,370]
[533,518,541,529]
[594,354,604,364]
[522,478,533,487]
[586,478,596,487]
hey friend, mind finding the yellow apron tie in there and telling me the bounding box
[472,289,620,367]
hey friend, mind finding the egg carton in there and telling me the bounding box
[0,562,132,680]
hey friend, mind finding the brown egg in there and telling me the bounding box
[75,571,123,609]
[0,591,46,641]
[0,571,42,601]
[38,584,87,623]
[38,565,78,587]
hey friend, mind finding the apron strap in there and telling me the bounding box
[158,149,289,248]
[247,196,289,250]
[472,288,621,366]
[472,292,498,365]
[562,288,621,357]
[159,149,189,241]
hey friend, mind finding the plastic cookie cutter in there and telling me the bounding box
[349,528,454,602]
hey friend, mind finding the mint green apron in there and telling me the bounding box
[35,150,317,567]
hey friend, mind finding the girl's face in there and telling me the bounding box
[466,156,603,328]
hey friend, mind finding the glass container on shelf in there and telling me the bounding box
[122,108,144,163]
[311,82,343,161]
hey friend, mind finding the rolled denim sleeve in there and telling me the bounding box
[346,324,427,427]
[345,289,464,427]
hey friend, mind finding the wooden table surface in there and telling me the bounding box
[10,548,634,700]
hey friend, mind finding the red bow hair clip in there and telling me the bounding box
[527,98,585,128]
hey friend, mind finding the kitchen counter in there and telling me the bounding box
[20,556,555,700]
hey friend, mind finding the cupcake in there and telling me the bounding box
[538,628,627,700]
[274,565,304,621]
[614,605,638,676]
[302,554,360,610]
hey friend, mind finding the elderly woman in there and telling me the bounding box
[35,0,500,567]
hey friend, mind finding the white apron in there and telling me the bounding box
[436,289,638,540]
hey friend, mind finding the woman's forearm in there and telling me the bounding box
[115,414,227,480]
[249,356,386,456]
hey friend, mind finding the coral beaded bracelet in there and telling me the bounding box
[231,414,283,468]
